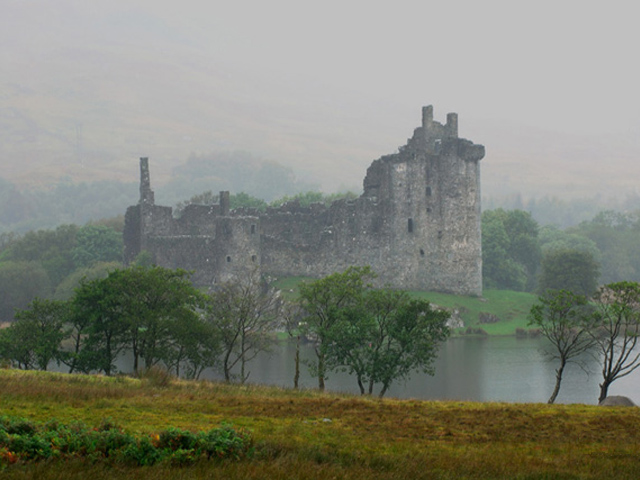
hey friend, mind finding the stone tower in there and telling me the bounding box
[360,106,485,294]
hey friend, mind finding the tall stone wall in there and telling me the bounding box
[123,106,485,295]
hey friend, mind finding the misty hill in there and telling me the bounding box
[3,1,640,202]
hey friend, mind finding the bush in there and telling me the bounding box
[0,415,252,467]
[137,365,174,388]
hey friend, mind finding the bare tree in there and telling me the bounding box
[281,302,305,389]
[591,282,640,403]
[528,290,596,404]
[206,269,281,383]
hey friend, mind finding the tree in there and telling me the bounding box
[3,225,78,287]
[570,210,640,284]
[281,301,305,389]
[163,314,220,380]
[0,298,70,370]
[591,281,640,403]
[332,289,450,398]
[72,272,131,375]
[71,266,204,375]
[528,290,596,403]
[298,266,374,391]
[53,261,121,300]
[538,249,600,296]
[482,209,540,291]
[206,269,281,383]
[0,261,51,321]
[71,224,123,268]
[114,267,205,372]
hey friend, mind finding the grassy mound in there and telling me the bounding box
[1,369,639,479]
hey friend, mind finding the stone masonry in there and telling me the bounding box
[123,106,485,295]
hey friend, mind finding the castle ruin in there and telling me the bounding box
[123,106,485,295]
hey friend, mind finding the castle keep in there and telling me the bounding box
[123,106,485,295]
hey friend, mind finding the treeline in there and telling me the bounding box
[484,192,640,229]
[482,208,640,294]
[0,266,450,398]
[0,177,137,234]
[0,219,124,321]
[175,190,359,216]
[0,152,316,234]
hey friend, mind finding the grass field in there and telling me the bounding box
[1,369,639,479]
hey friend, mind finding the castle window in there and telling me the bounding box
[251,224,256,234]
[426,186,432,197]
[226,256,231,263]
[408,218,414,233]
[426,207,432,213]
[251,255,257,262]
[420,248,425,256]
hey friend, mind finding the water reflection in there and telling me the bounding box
[200,336,639,405]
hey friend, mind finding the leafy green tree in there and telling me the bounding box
[71,267,205,375]
[119,267,204,372]
[0,261,51,321]
[0,298,70,370]
[538,225,600,259]
[164,314,220,380]
[333,289,450,398]
[570,210,640,284]
[206,269,281,383]
[3,225,78,287]
[528,290,596,403]
[53,261,121,300]
[72,272,131,375]
[72,224,123,268]
[298,266,374,391]
[591,281,640,403]
[270,191,324,208]
[537,249,600,296]
[482,211,527,290]
[230,192,268,210]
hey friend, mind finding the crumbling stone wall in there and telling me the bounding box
[123,106,485,295]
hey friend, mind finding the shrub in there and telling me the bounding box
[137,365,174,388]
[0,415,252,468]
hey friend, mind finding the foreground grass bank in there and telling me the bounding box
[1,369,639,479]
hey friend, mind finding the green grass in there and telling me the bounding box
[412,289,539,335]
[1,369,640,479]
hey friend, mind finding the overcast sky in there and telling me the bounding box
[139,0,640,135]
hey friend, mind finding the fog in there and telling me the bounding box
[2,0,640,199]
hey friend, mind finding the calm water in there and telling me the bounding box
[200,336,640,405]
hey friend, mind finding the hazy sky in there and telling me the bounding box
[138,0,640,135]
[3,0,640,196]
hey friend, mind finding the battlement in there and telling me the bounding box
[421,105,458,139]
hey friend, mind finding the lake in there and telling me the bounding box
[199,336,640,405]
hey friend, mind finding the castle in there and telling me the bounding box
[123,106,485,295]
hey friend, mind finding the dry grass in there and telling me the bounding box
[1,369,640,479]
